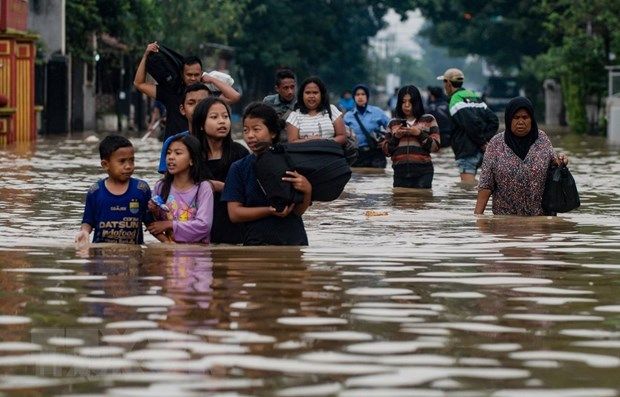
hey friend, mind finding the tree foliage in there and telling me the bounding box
[154,0,246,56]
[230,0,412,100]
[529,0,620,133]
[65,0,102,60]
[411,0,549,72]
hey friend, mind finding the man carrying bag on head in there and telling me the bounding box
[344,84,390,169]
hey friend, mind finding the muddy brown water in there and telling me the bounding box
[0,131,619,396]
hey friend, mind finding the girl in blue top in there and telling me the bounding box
[222,103,312,245]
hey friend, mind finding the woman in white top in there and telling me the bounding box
[286,76,347,145]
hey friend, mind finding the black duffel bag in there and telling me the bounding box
[542,164,580,213]
[255,140,352,210]
[146,44,185,92]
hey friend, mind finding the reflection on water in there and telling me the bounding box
[0,132,619,395]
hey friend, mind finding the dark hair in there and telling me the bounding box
[182,83,212,103]
[275,68,296,86]
[191,97,233,176]
[395,85,425,120]
[427,86,445,100]
[99,134,132,160]
[242,102,284,145]
[159,134,207,202]
[296,76,331,118]
[183,56,202,69]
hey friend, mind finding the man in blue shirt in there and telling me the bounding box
[343,84,390,168]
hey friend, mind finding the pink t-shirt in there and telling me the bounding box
[154,180,214,243]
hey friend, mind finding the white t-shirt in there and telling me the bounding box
[286,104,342,139]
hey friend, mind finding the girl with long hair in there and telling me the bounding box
[223,102,312,246]
[147,134,214,243]
[382,85,441,188]
[191,97,249,244]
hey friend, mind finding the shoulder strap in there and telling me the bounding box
[353,112,378,148]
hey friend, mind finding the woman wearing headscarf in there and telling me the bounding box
[343,84,390,168]
[474,96,568,215]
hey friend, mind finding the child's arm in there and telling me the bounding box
[75,223,92,246]
[227,202,293,223]
[146,221,173,237]
[152,232,171,243]
[168,182,214,243]
[282,171,312,216]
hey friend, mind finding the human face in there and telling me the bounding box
[166,140,192,175]
[276,77,296,103]
[180,89,210,125]
[182,63,202,86]
[243,116,276,153]
[303,82,321,111]
[401,94,413,117]
[354,89,367,107]
[511,108,532,137]
[203,103,231,140]
[102,146,135,183]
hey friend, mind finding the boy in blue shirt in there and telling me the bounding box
[75,135,153,245]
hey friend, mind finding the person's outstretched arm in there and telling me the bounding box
[474,189,492,214]
[133,42,159,99]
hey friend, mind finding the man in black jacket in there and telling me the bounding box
[134,42,241,141]
[438,68,499,183]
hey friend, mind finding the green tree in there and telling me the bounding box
[154,0,246,57]
[526,0,620,133]
[66,0,163,61]
[66,0,102,61]
[230,0,412,101]
[411,0,549,72]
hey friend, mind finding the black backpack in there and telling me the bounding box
[255,140,352,210]
[146,44,185,92]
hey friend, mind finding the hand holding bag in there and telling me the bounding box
[542,164,580,213]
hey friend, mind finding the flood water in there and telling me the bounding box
[0,131,619,396]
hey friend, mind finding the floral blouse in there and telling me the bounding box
[478,130,555,216]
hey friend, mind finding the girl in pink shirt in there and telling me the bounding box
[148,134,214,243]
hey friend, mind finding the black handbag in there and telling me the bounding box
[542,164,580,213]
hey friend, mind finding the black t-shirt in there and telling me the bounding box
[208,142,250,244]
[222,155,308,246]
[156,85,189,140]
